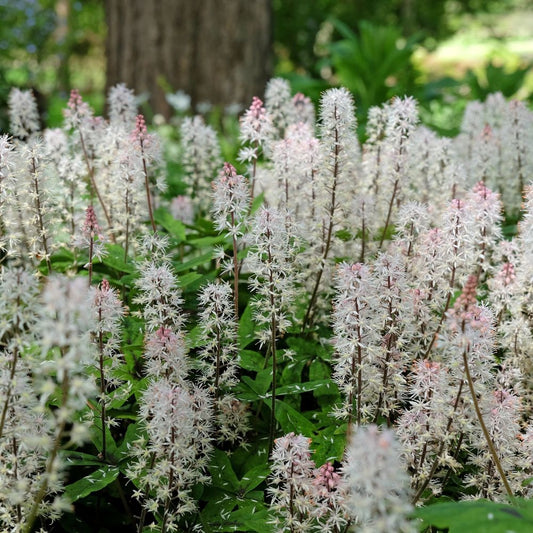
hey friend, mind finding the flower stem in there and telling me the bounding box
[23,372,70,533]
[462,344,513,499]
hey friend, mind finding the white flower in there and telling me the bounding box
[166,90,191,112]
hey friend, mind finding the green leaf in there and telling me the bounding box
[186,324,203,349]
[415,499,533,533]
[313,424,346,465]
[61,451,104,467]
[106,381,133,410]
[280,359,304,387]
[154,207,186,241]
[309,359,331,382]
[275,379,333,397]
[188,235,228,247]
[90,423,118,458]
[178,271,203,288]
[239,350,264,372]
[50,247,76,271]
[102,244,135,273]
[272,399,315,436]
[238,304,255,348]
[64,466,120,503]
[117,422,141,461]
[210,449,240,491]
[230,502,274,533]
[250,192,265,215]
[173,251,213,272]
[239,464,270,493]
[335,228,352,241]
[286,336,332,361]
[200,487,237,531]
[240,368,272,400]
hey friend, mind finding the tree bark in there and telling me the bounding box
[105,0,272,117]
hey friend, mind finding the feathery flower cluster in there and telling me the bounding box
[331,263,377,423]
[0,267,43,529]
[179,115,222,212]
[240,96,274,147]
[270,428,415,533]
[8,88,40,139]
[88,279,127,452]
[246,206,299,346]
[11,276,98,529]
[89,279,124,364]
[134,259,185,332]
[292,92,315,125]
[212,162,250,238]
[129,378,213,528]
[170,195,195,225]
[108,83,137,128]
[197,281,240,394]
[331,253,413,424]
[76,205,108,269]
[269,433,348,532]
[397,360,457,497]
[197,281,248,443]
[63,89,93,130]
[343,424,415,533]
[144,326,189,383]
[265,77,295,139]
[456,93,533,212]
[0,138,62,268]
[129,234,216,529]
[300,88,359,326]
[269,433,317,532]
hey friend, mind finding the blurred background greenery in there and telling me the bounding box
[0,0,532,136]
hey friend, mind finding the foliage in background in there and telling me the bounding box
[0,0,105,130]
[273,0,529,75]
[1,0,532,138]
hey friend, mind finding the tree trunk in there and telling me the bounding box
[105,0,272,117]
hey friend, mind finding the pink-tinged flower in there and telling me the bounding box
[240,96,274,146]
[311,461,349,530]
[83,205,103,240]
[89,279,124,359]
[498,262,516,286]
[411,360,442,400]
[144,326,189,383]
[131,114,149,145]
[63,89,93,129]
[313,462,341,497]
[292,92,315,125]
[76,205,107,263]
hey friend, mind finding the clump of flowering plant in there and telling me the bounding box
[0,80,532,533]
